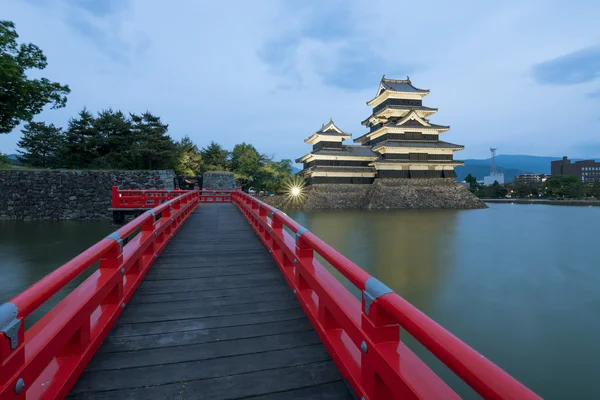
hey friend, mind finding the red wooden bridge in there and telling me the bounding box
[0,188,541,399]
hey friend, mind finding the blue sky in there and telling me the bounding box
[1,0,600,161]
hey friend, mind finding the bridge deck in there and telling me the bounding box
[68,203,352,399]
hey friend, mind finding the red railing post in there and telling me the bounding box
[360,280,403,400]
[100,236,124,306]
[0,303,25,391]
[111,186,119,208]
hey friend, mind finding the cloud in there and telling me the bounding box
[588,90,600,99]
[65,0,127,16]
[2,0,600,161]
[532,45,600,85]
[258,2,415,91]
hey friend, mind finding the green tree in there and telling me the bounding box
[175,135,203,176]
[545,175,583,199]
[0,153,9,168]
[130,112,177,170]
[259,159,295,193]
[92,109,134,169]
[230,143,265,190]
[464,173,477,188]
[201,141,229,171]
[515,183,532,198]
[62,108,97,168]
[0,21,70,134]
[17,121,65,167]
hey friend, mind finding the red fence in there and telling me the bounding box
[111,186,237,208]
[230,191,541,400]
[0,190,199,399]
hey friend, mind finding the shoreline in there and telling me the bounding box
[482,198,600,206]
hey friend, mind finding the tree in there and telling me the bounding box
[91,109,134,169]
[62,108,97,168]
[17,121,65,167]
[545,175,583,199]
[201,141,229,171]
[130,111,177,170]
[175,136,203,176]
[464,173,477,188]
[0,21,70,134]
[259,159,295,194]
[230,143,265,190]
[515,183,533,198]
[0,153,9,168]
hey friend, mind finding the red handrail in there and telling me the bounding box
[111,186,240,207]
[230,191,541,400]
[0,190,200,399]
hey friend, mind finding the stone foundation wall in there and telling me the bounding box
[0,170,175,220]
[261,179,486,210]
[202,171,235,190]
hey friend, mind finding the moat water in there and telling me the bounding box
[1,203,599,399]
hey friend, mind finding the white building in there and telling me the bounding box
[483,173,504,185]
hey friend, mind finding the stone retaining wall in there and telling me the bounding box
[202,171,235,190]
[261,179,486,210]
[0,170,175,220]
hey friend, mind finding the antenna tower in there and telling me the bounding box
[490,148,497,175]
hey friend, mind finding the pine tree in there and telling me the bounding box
[63,108,97,168]
[17,122,65,167]
[93,109,133,169]
[201,141,229,171]
[130,111,177,169]
[175,135,203,176]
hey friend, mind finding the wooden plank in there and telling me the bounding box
[71,344,332,394]
[110,308,308,337]
[99,318,313,353]
[123,291,294,315]
[133,273,282,295]
[127,283,292,305]
[69,361,344,400]
[119,299,300,324]
[250,382,354,400]
[86,331,322,371]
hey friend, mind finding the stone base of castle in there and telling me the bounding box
[261,178,486,210]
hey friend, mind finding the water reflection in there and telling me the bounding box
[289,205,600,399]
[0,220,115,326]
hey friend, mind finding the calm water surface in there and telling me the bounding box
[1,204,599,398]
[288,204,600,399]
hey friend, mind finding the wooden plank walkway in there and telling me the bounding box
[69,203,353,400]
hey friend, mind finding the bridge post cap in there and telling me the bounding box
[0,302,20,349]
[363,277,393,315]
[105,232,123,252]
[295,226,309,244]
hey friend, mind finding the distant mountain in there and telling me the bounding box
[457,154,600,182]
[455,164,530,182]
[6,154,22,165]
[462,155,563,175]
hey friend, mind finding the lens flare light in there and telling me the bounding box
[282,176,307,206]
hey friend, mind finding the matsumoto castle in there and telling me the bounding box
[297,76,464,184]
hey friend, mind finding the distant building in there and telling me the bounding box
[551,156,600,183]
[483,173,504,185]
[296,76,465,184]
[515,174,547,184]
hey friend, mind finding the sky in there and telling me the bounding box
[1,0,600,162]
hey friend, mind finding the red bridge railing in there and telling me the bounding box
[0,190,199,399]
[230,191,541,400]
[111,186,238,208]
